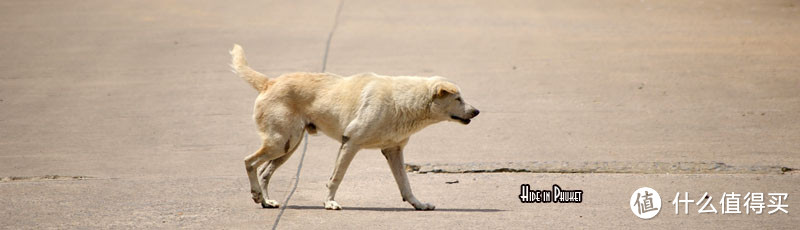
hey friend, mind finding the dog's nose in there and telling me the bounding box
[471,109,480,117]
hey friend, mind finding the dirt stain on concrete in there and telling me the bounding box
[1,175,93,183]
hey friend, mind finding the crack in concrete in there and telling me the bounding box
[405,161,794,175]
[1,175,94,182]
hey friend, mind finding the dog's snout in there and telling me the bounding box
[470,109,480,117]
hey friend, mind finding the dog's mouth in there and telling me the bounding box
[450,115,471,125]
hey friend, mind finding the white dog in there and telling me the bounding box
[230,44,479,210]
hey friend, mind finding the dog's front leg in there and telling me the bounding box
[381,146,435,210]
[324,141,361,210]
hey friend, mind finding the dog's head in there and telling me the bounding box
[429,78,479,125]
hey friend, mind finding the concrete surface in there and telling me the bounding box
[1,0,798,229]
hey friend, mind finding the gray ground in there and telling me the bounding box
[1,0,798,229]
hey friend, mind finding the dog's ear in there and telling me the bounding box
[433,81,459,99]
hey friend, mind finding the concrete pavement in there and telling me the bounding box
[1,0,798,229]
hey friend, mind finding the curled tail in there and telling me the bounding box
[230,44,270,92]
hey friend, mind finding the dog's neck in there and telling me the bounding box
[389,95,442,138]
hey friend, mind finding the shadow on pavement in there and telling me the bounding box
[287,205,508,212]
[287,205,505,212]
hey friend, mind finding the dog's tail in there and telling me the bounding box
[230,44,270,92]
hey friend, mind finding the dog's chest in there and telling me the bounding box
[364,121,433,148]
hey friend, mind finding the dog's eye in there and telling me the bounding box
[455,97,462,103]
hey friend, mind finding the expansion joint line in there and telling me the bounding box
[272,0,345,229]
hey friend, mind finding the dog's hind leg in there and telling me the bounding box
[244,145,270,204]
[382,143,435,210]
[244,134,292,206]
[255,131,304,208]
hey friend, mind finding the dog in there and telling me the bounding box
[230,44,479,210]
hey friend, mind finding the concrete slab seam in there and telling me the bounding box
[272,0,345,229]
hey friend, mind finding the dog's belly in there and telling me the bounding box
[311,121,409,149]
[358,139,408,149]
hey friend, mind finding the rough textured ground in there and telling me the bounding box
[1,0,798,229]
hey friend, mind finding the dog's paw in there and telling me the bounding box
[411,202,435,211]
[251,190,264,204]
[324,200,342,210]
[261,199,281,208]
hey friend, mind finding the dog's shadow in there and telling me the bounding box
[287,205,505,212]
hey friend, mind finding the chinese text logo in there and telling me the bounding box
[630,187,661,219]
